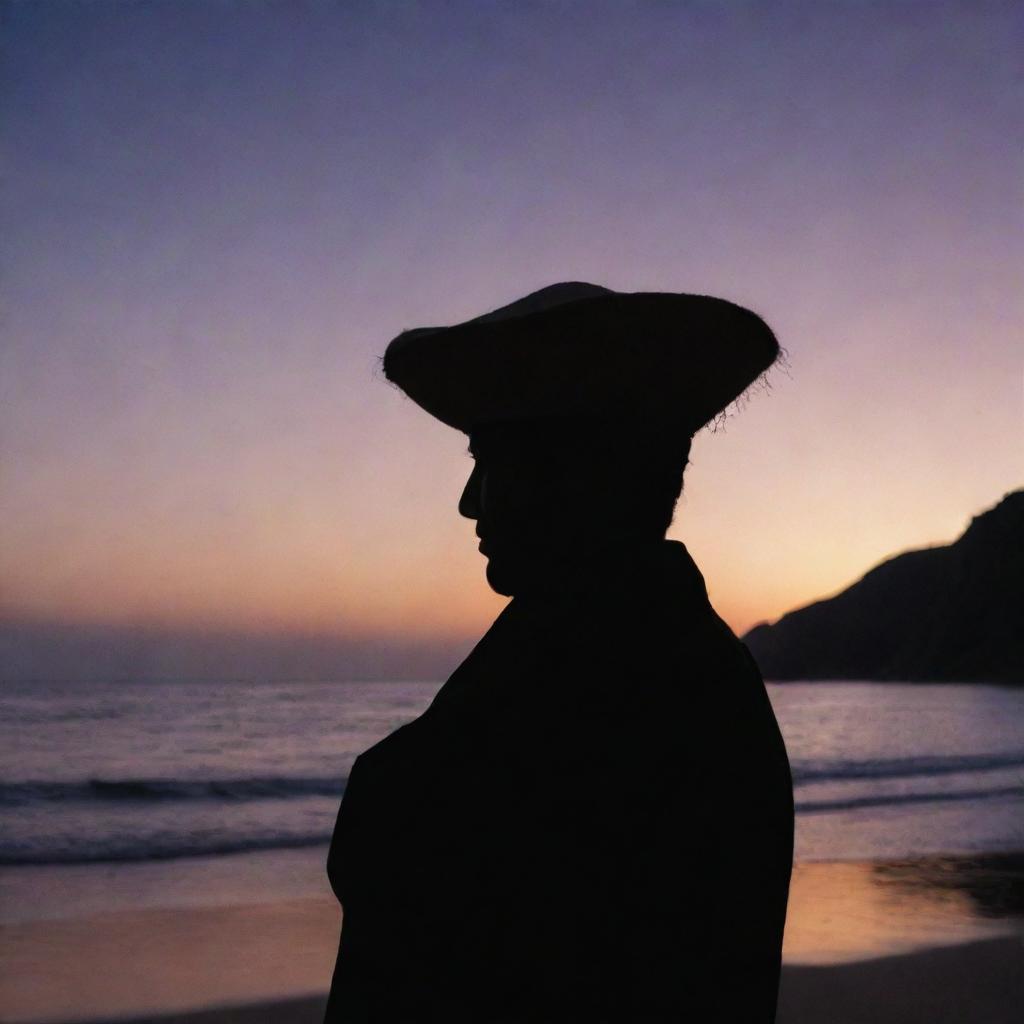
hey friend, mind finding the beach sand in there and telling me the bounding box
[0,898,340,1024]
[778,936,1024,1024]
[2,857,1021,1024]
[16,937,1019,1024]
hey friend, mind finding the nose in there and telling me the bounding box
[459,462,482,520]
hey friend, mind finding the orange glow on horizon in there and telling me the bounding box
[3,2,1020,667]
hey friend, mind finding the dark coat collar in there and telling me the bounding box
[427,540,711,716]
[507,538,710,608]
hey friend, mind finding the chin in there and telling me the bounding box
[484,558,516,597]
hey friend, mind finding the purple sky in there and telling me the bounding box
[2,1,1021,679]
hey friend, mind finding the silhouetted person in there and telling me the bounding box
[325,283,794,1022]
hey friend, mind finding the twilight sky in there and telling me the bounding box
[2,1,1021,678]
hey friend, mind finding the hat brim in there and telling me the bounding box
[383,291,779,434]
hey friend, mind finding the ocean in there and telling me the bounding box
[2,677,1023,1022]
[2,679,1023,869]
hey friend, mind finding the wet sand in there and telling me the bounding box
[0,898,340,1024]
[778,936,1023,1023]
[2,856,1021,1024]
[28,936,1021,1024]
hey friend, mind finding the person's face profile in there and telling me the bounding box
[457,417,688,594]
[461,428,544,531]
[458,423,583,593]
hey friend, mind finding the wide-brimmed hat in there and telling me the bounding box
[382,282,779,435]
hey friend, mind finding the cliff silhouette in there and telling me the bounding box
[743,490,1023,684]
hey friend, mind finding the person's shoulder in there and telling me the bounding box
[608,592,745,672]
[689,606,759,672]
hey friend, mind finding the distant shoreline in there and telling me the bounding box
[744,489,1024,686]
[764,677,1024,687]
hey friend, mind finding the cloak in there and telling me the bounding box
[325,541,793,1022]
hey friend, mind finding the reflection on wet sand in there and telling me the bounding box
[784,854,1024,964]
[2,854,1022,1021]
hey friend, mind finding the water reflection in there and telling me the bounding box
[783,855,1024,964]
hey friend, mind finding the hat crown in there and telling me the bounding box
[472,281,613,325]
[383,282,779,435]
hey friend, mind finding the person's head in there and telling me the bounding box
[458,416,692,595]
